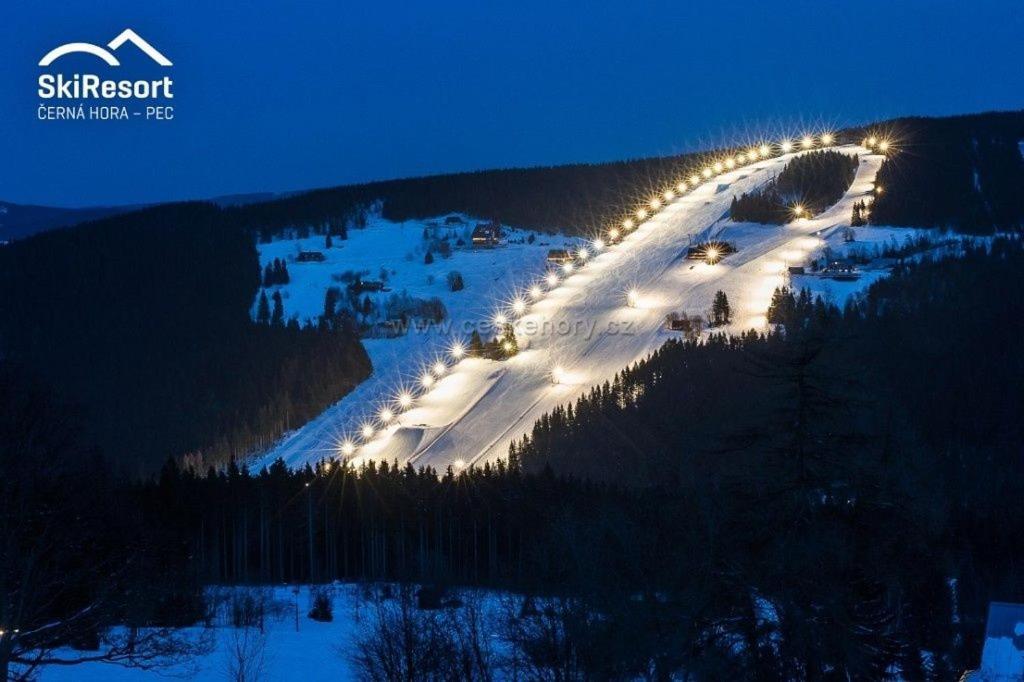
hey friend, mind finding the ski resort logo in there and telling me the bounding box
[36,29,175,122]
[38,29,172,67]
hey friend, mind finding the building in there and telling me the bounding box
[788,266,806,275]
[296,251,326,262]
[822,257,858,280]
[471,221,502,247]
[546,249,574,265]
[962,602,1024,681]
[347,279,387,294]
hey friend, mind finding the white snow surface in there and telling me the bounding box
[35,585,505,681]
[261,145,890,472]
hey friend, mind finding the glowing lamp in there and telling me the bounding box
[609,228,621,240]
[801,135,813,148]
[340,440,356,456]
[821,133,834,145]
[759,144,770,157]
[593,238,605,251]
[379,407,394,423]
[450,342,465,359]
[780,140,793,153]
[562,262,574,274]
[529,284,543,299]
[420,373,435,388]
[725,158,735,169]
[546,272,559,287]
[398,391,413,408]
[432,361,447,376]
[690,174,700,185]
[360,424,375,439]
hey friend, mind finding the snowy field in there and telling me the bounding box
[36,584,509,681]
[253,219,580,469]
[264,145,887,471]
[255,145,945,474]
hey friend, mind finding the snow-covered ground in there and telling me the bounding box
[36,585,507,681]
[259,145,910,473]
[253,219,579,468]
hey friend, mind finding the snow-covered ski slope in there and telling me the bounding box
[266,144,884,472]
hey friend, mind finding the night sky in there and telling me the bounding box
[2,0,1022,207]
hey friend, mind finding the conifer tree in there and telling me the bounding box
[712,290,731,326]
[257,290,271,324]
[271,291,285,326]
[468,330,485,356]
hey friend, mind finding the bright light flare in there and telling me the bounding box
[705,246,720,264]
[529,284,543,299]
[562,262,574,274]
[649,197,662,210]
[379,407,394,423]
[545,272,559,287]
[592,238,605,251]
[663,189,675,201]
[759,144,770,157]
[360,424,375,439]
[577,247,589,261]
[780,140,793,153]
[676,181,687,193]
[792,204,805,217]
[878,140,890,152]
[725,158,736,169]
[449,342,466,359]
[626,289,640,308]
[551,365,566,384]
[420,373,435,388]
[702,167,712,178]
[867,135,878,146]
[690,173,701,185]
[623,218,635,230]
[609,228,621,240]
[713,161,724,173]
[493,313,508,326]
[512,298,527,315]
[801,135,814,148]
[453,459,466,470]
[340,440,356,456]
[821,133,834,145]
[432,361,447,376]
[398,391,414,408]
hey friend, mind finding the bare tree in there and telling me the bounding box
[0,365,209,681]
[222,626,267,682]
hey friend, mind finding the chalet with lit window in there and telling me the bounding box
[546,249,574,265]
[471,221,502,247]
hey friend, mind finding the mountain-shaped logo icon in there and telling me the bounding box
[39,29,172,67]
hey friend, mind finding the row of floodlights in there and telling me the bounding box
[337,131,894,460]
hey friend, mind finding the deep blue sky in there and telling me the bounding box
[2,0,1022,207]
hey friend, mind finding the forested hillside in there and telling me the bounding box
[226,110,1024,239]
[0,203,371,475]
[865,111,1024,233]
[729,149,858,222]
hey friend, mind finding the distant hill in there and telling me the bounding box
[0,192,295,243]
[0,201,142,242]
